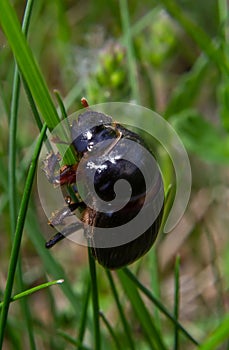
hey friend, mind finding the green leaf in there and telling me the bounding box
[117,269,168,350]
[0,279,64,309]
[0,0,59,130]
[171,110,229,163]
[0,0,76,165]
[123,267,199,346]
[106,270,136,350]
[219,82,229,132]
[160,0,229,74]
[164,54,210,118]
[0,123,47,347]
[25,208,82,313]
[198,313,229,350]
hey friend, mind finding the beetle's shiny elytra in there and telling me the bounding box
[43,102,164,269]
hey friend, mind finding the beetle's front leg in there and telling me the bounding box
[48,197,85,227]
[42,152,61,185]
[42,151,77,186]
[46,198,86,248]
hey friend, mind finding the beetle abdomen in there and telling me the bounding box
[91,204,164,269]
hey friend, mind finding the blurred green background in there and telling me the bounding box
[0,0,229,349]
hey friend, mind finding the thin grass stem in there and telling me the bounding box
[173,255,180,350]
[99,311,122,350]
[78,280,91,349]
[54,89,68,120]
[7,1,38,349]
[0,123,47,347]
[106,269,136,350]
[88,248,100,350]
[119,0,140,103]
[123,267,199,346]
[0,279,64,309]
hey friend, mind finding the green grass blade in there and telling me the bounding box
[149,249,162,334]
[54,90,68,120]
[0,123,47,348]
[106,270,136,350]
[58,330,92,350]
[173,255,180,350]
[63,83,83,112]
[22,78,44,132]
[8,2,37,348]
[164,54,209,118]
[0,81,10,117]
[99,311,122,350]
[217,0,229,131]
[8,66,20,234]
[128,7,161,38]
[78,280,91,348]
[8,0,36,233]
[119,0,140,103]
[25,208,82,313]
[4,319,22,350]
[0,0,76,166]
[16,264,37,350]
[123,267,199,346]
[198,313,229,350]
[218,0,228,43]
[0,0,59,130]
[0,279,64,309]
[160,0,229,74]
[117,269,167,350]
[88,249,100,350]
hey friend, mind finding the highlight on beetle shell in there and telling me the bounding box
[37,102,191,248]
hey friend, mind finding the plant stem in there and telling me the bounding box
[8,1,37,349]
[106,269,136,350]
[173,255,180,350]
[0,123,47,348]
[119,0,140,103]
[123,267,199,346]
[0,279,64,309]
[88,248,100,350]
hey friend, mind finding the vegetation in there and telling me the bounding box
[0,0,229,349]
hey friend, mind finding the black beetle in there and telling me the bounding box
[43,99,164,269]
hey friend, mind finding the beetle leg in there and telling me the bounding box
[42,152,61,185]
[46,194,86,248]
[59,164,78,186]
[45,231,65,248]
[42,151,78,186]
[46,221,83,248]
[48,198,84,227]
